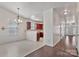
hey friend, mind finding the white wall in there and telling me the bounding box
[0,7,26,44]
[26,30,37,41]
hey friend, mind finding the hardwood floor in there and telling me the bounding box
[25,36,78,57]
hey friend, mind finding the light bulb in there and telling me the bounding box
[64,12,68,15]
[18,19,20,22]
[20,20,22,22]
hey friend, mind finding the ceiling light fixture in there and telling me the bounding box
[15,8,22,24]
[64,9,68,15]
[64,9,70,15]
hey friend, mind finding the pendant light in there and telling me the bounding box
[15,8,22,24]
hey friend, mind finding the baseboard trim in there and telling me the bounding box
[53,39,61,47]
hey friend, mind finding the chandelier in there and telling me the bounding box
[15,8,22,24]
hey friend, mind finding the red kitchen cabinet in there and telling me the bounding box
[36,24,43,30]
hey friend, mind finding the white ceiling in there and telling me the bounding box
[0,2,76,19]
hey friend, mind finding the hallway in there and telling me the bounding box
[26,36,78,57]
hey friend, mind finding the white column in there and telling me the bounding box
[43,8,53,47]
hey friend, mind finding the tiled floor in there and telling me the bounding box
[0,40,45,57]
[26,36,78,57]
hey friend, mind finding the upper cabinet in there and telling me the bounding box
[27,22,31,30]
[26,21,43,30]
[36,23,43,30]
